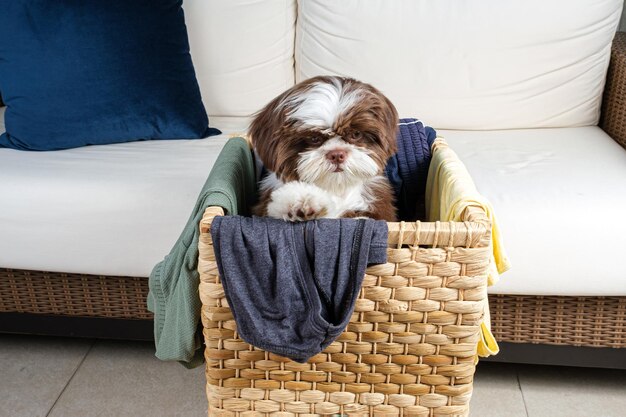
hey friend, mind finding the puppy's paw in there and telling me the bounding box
[287,197,327,221]
[267,182,331,221]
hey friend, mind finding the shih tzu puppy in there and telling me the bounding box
[251,76,398,222]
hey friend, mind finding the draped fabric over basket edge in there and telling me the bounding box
[147,137,256,367]
[209,216,388,363]
[426,138,511,358]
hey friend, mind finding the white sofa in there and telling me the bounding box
[1,0,625,364]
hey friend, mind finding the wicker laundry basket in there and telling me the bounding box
[198,139,493,417]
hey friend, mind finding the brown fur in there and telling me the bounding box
[252,188,272,217]
[250,76,399,221]
[340,180,396,221]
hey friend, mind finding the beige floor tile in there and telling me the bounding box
[0,334,93,417]
[47,339,206,417]
[518,364,626,417]
[470,362,528,417]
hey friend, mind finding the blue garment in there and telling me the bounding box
[210,216,388,363]
[385,119,437,220]
[0,0,219,151]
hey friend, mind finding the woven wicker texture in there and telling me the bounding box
[199,198,494,417]
[600,32,626,149]
[0,268,152,319]
[490,294,626,348]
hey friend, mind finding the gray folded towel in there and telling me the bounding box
[210,216,388,363]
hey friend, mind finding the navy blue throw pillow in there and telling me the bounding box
[0,0,220,151]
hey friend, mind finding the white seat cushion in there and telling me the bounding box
[184,0,296,117]
[3,105,625,296]
[441,126,626,296]
[0,107,250,277]
[296,0,623,129]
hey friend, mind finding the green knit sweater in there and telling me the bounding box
[147,137,256,368]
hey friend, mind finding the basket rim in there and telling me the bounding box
[201,204,491,249]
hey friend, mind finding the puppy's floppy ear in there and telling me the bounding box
[379,93,399,158]
[249,90,292,174]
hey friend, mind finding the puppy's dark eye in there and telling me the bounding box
[308,136,323,145]
[351,130,363,140]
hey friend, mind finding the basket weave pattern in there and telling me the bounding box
[600,32,626,149]
[199,204,493,417]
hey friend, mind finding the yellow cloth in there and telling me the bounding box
[425,138,511,358]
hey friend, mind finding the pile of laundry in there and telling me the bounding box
[147,119,508,367]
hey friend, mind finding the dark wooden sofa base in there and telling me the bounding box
[482,342,626,370]
[0,312,153,341]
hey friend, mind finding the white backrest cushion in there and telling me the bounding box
[296,0,623,129]
[185,0,296,117]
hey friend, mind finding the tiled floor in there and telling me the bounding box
[1,334,625,417]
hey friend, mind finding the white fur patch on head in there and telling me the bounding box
[284,78,361,128]
[296,137,380,194]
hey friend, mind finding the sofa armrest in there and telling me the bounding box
[600,32,626,149]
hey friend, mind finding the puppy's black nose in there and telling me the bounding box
[326,149,347,164]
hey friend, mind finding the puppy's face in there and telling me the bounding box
[250,76,398,191]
